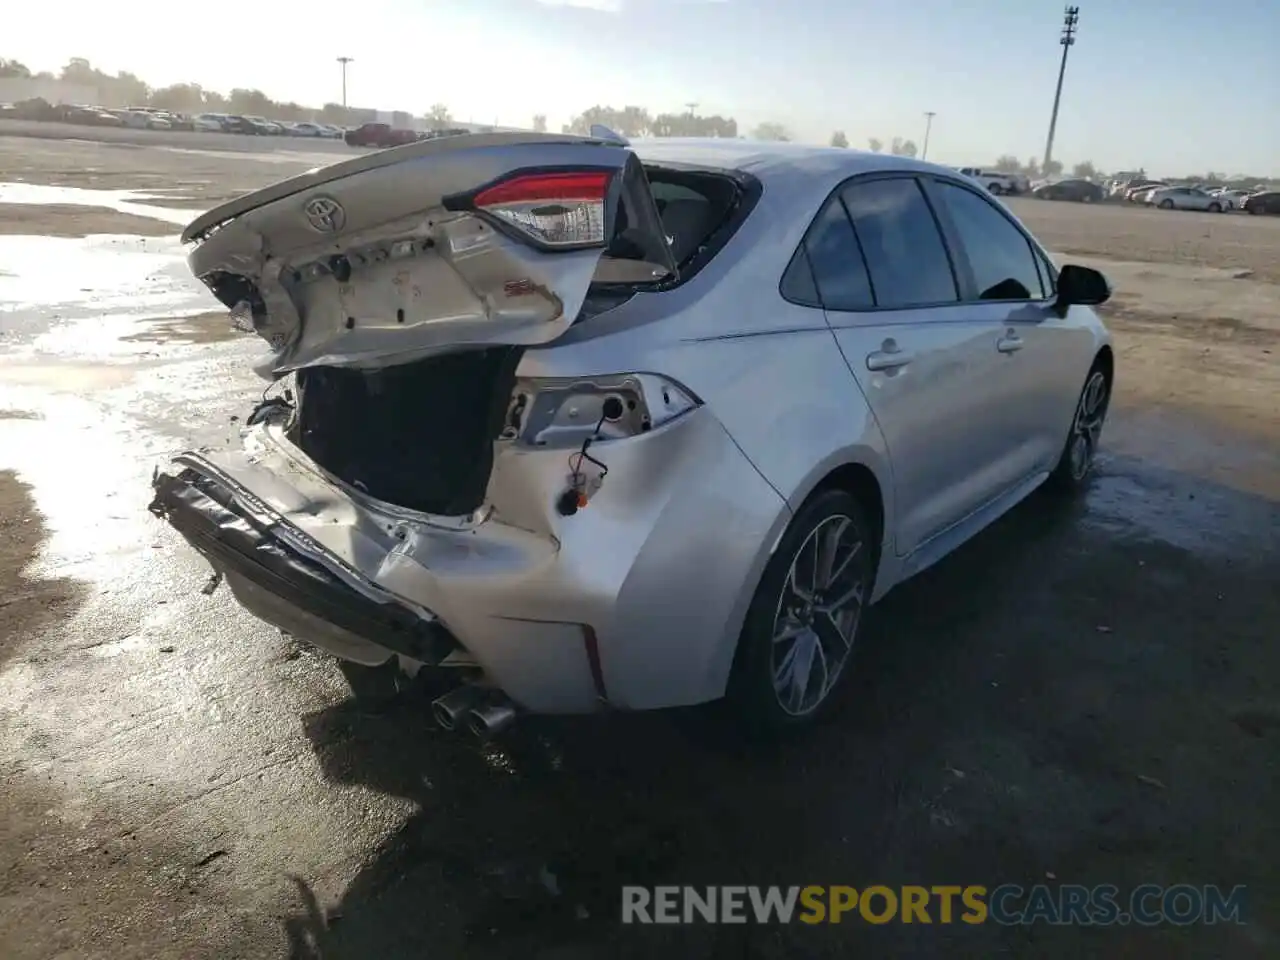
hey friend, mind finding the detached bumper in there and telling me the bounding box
[148,465,460,667]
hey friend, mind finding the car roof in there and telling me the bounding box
[630,138,967,212]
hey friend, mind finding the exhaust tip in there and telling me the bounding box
[431,685,482,732]
[432,702,457,731]
[467,701,518,740]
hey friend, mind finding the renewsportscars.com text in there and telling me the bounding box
[621,884,1247,926]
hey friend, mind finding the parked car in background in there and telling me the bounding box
[157,137,1116,736]
[62,105,122,126]
[163,112,195,131]
[193,113,227,132]
[344,122,391,146]
[284,121,326,137]
[1032,179,1105,203]
[1123,180,1165,201]
[957,167,1026,196]
[11,97,61,121]
[317,123,346,139]
[243,115,283,135]
[1209,188,1251,210]
[218,115,259,135]
[1243,191,1280,215]
[1144,186,1225,212]
[119,110,171,130]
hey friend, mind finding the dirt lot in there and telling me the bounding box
[0,203,178,237]
[0,132,1277,960]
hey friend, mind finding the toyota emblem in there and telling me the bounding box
[303,195,345,233]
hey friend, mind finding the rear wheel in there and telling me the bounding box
[1159,199,1175,209]
[727,489,875,736]
[988,183,1004,195]
[1208,202,1222,213]
[1047,364,1111,494]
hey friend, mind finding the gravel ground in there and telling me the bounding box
[0,131,1277,960]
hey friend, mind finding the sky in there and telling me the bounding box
[5,0,1277,175]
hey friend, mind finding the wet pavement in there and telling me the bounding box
[1,187,1278,959]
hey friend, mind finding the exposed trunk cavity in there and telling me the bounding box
[288,346,523,515]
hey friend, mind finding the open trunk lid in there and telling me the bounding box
[184,132,676,375]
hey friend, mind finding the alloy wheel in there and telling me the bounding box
[1069,370,1109,481]
[770,514,867,716]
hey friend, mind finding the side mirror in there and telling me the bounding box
[1054,264,1111,317]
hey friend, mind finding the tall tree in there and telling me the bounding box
[830,130,849,148]
[889,137,918,158]
[532,114,547,132]
[751,121,790,141]
[867,137,884,153]
[426,103,453,128]
[563,105,652,137]
[1071,161,1098,179]
[994,155,1022,173]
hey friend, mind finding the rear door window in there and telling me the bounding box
[839,178,959,308]
[932,181,1047,300]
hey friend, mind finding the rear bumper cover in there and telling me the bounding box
[148,466,460,666]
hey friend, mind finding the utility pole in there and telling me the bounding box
[921,111,936,160]
[336,56,353,108]
[1042,6,1079,175]
[685,102,698,116]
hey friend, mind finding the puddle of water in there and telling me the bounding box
[0,182,199,226]
[0,234,215,344]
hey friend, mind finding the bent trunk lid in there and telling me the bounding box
[184,132,675,374]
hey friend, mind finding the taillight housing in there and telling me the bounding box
[501,373,700,447]
[469,169,613,249]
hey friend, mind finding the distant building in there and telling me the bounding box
[0,78,100,105]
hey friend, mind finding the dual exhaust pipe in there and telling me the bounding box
[431,685,517,740]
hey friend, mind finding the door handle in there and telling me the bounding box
[996,332,1024,354]
[866,349,915,371]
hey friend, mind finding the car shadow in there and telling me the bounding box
[283,451,1280,960]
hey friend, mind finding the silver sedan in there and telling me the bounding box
[1145,186,1227,211]
[151,135,1115,737]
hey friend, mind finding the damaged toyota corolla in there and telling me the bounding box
[149,131,1114,738]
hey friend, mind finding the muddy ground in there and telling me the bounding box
[0,203,178,238]
[0,133,1277,959]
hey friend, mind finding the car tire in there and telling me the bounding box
[337,658,403,706]
[1046,362,1111,494]
[1208,202,1221,213]
[1081,193,1093,203]
[1159,199,1175,209]
[988,183,1004,195]
[726,488,876,737]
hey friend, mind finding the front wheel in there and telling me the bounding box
[988,183,1004,195]
[727,489,875,736]
[1047,365,1111,494]
[1208,202,1222,213]
[1159,199,1175,209]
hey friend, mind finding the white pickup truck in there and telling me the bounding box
[956,167,1028,196]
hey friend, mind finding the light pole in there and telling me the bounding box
[336,56,353,108]
[922,111,936,160]
[1042,7,1079,175]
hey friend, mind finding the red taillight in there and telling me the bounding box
[474,171,611,208]
[472,170,612,248]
